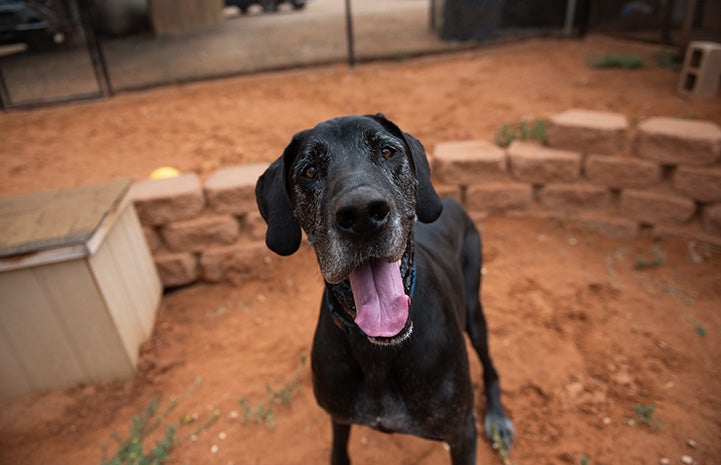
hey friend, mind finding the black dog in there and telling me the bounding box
[256,114,514,465]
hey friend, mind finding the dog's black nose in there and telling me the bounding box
[335,189,390,236]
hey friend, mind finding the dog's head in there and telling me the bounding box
[256,114,442,342]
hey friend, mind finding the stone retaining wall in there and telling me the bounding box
[131,109,721,288]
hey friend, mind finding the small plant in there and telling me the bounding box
[495,119,547,148]
[656,50,682,70]
[580,457,590,465]
[238,354,307,427]
[634,245,666,270]
[100,396,221,465]
[634,403,654,423]
[634,403,662,431]
[100,399,177,465]
[685,316,707,337]
[589,53,644,69]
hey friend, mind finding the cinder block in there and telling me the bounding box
[538,183,611,211]
[433,141,507,185]
[508,141,581,184]
[701,203,721,236]
[205,164,268,215]
[464,182,533,213]
[672,166,721,203]
[585,155,661,188]
[200,241,274,284]
[547,109,629,155]
[154,252,200,287]
[161,215,240,252]
[620,189,696,226]
[131,173,205,226]
[678,41,721,98]
[577,213,639,240]
[635,117,721,166]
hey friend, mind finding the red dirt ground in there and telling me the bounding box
[1,36,720,465]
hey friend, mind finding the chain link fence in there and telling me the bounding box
[1,0,718,109]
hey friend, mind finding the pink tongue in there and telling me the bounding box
[348,260,410,338]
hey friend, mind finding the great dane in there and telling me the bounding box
[255,114,514,464]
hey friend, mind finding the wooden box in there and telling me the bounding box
[0,179,162,399]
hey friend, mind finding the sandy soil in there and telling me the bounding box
[1,36,720,465]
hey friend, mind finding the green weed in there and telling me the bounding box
[685,316,707,337]
[589,53,644,69]
[100,398,179,465]
[634,403,662,431]
[99,398,221,465]
[238,354,307,427]
[495,119,547,148]
[634,245,666,270]
[656,50,682,70]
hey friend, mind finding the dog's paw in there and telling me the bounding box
[484,411,515,452]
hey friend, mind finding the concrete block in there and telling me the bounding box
[508,141,581,184]
[142,226,162,252]
[131,173,205,226]
[242,211,268,242]
[701,203,721,236]
[161,215,240,252]
[620,189,696,226]
[200,241,274,284]
[585,155,661,188]
[677,41,721,98]
[635,117,721,165]
[672,166,721,202]
[433,184,463,204]
[154,251,199,287]
[538,183,611,211]
[547,109,629,155]
[433,140,507,185]
[205,164,268,215]
[465,182,533,212]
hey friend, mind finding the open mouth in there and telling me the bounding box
[327,241,415,345]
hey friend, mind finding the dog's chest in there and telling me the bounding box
[351,385,420,435]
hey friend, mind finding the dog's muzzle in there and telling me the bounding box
[326,239,416,346]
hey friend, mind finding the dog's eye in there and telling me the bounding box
[381,146,396,159]
[303,165,318,179]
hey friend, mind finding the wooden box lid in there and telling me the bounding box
[0,179,132,260]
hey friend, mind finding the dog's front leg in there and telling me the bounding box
[330,420,351,465]
[448,416,478,465]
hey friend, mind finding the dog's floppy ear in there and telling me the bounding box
[403,132,443,223]
[255,131,307,256]
[367,114,443,223]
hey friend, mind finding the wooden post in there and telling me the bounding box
[345,0,355,67]
[148,0,224,37]
[678,0,697,58]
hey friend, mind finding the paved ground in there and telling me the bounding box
[0,0,471,105]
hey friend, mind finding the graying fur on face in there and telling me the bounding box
[289,125,418,284]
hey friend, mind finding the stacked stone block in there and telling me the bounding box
[130,110,721,289]
[130,164,273,288]
[432,109,721,244]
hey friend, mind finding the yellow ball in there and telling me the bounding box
[150,166,180,179]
